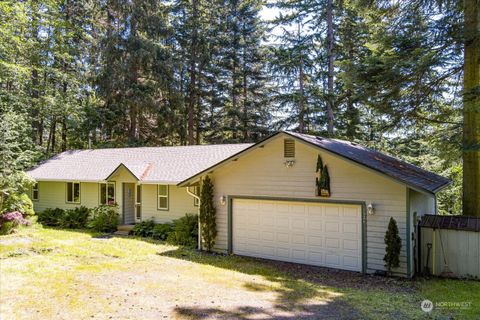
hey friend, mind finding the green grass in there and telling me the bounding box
[1,226,478,319]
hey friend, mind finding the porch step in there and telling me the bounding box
[114,224,134,236]
[117,224,135,232]
[113,230,130,236]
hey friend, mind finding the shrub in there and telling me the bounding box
[167,213,198,247]
[152,223,173,240]
[0,211,30,235]
[131,220,156,237]
[60,206,90,229]
[199,176,216,251]
[1,193,35,216]
[37,208,65,226]
[384,217,402,273]
[87,205,119,232]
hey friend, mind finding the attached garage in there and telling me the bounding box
[179,131,452,277]
[231,198,364,272]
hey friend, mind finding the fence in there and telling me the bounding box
[419,214,480,279]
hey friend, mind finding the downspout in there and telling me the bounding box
[187,185,201,250]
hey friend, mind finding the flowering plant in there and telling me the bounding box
[0,211,30,234]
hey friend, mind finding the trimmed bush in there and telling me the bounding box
[384,217,402,273]
[131,220,156,237]
[199,176,217,251]
[37,208,65,226]
[87,205,119,232]
[167,214,198,247]
[60,206,90,229]
[152,223,173,240]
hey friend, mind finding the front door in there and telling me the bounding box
[123,183,135,224]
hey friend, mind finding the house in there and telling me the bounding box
[27,131,451,277]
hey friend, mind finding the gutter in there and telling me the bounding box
[186,186,202,250]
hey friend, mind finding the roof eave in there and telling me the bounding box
[105,163,140,181]
[431,180,454,194]
[177,132,283,187]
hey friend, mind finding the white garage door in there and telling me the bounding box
[232,198,363,272]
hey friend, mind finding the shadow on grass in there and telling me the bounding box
[159,248,368,318]
[174,300,360,320]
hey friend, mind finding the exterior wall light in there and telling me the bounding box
[219,196,226,206]
[367,203,375,215]
[284,160,296,168]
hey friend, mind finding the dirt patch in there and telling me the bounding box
[257,259,416,293]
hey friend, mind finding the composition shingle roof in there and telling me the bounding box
[285,131,452,194]
[27,144,253,184]
[419,214,480,232]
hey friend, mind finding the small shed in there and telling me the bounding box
[419,214,480,279]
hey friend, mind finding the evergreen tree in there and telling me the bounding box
[384,217,402,272]
[96,0,173,146]
[199,176,217,252]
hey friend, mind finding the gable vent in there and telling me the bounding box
[284,139,295,158]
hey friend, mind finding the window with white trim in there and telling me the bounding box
[100,182,115,205]
[157,185,169,210]
[66,182,81,203]
[32,183,39,201]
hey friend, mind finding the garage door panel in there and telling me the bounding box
[307,220,323,231]
[325,237,340,249]
[262,231,275,241]
[325,254,341,266]
[275,217,290,228]
[292,234,306,244]
[307,235,323,247]
[325,206,340,217]
[276,232,290,243]
[325,221,340,233]
[292,219,306,230]
[343,223,359,234]
[343,207,360,218]
[343,239,359,251]
[233,199,362,272]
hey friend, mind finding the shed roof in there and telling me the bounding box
[27,144,252,184]
[419,214,480,232]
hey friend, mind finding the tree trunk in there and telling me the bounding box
[61,116,67,151]
[242,42,249,141]
[188,0,199,145]
[326,0,334,136]
[299,53,305,133]
[462,0,480,216]
[30,0,41,145]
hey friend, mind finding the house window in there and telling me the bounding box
[66,182,81,203]
[284,139,295,158]
[136,185,142,219]
[100,182,115,205]
[32,183,39,201]
[157,185,169,210]
[193,186,200,207]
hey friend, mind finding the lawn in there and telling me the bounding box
[1,226,478,319]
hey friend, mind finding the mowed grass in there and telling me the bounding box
[0,226,478,319]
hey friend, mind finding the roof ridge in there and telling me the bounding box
[61,143,254,152]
